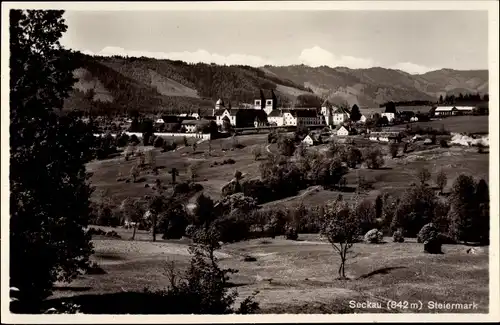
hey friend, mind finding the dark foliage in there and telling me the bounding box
[10,9,94,309]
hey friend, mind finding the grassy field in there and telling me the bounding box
[411,115,489,134]
[50,231,489,314]
[88,131,489,209]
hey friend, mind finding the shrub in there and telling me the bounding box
[389,143,399,158]
[417,223,438,243]
[242,255,257,262]
[215,217,251,243]
[116,133,130,147]
[423,232,443,254]
[392,230,405,243]
[363,147,384,169]
[184,225,197,238]
[364,229,383,243]
[153,136,164,148]
[440,139,449,148]
[284,226,299,240]
[129,134,140,145]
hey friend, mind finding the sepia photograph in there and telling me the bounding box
[1,1,499,323]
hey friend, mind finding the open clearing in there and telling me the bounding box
[397,115,489,134]
[51,232,489,313]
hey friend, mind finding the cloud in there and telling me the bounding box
[81,45,433,74]
[298,46,375,69]
[390,62,437,75]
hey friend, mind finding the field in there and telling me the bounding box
[88,129,489,208]
[411,115,489,134]
[50,230,489,314]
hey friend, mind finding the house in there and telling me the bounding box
[181,119,211,133]
[267,109,284,126]
[381,112,396,123]
[410,116,419,122]
[368,131,403,143]
[358,115,367,123]
[281,109,323,126]
[336,125,352,136]
[434,106,458,116]
[455,106,475,115]
[332,107,350,125]
[302,134,321,146]
[155,118,165,124]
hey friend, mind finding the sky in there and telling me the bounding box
[60,10,488,74]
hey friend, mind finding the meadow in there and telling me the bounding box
[50,230,489,314]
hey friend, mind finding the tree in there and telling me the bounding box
[192,142,197,152]
[385,101,396,114]
[193,194,217,228]
[389,142,399,158]
[251,146,262,161]
[416,167,431,185]
[363,147,384,169]
[475,179,490,245]
[350,104,361,121]
[121,198,146,240]
[188,163,200,182]
[169,167,179,185]
[436,169,447,194]
[183,136,189,147]
[447,174,478,243]
[391,185,437,237]
[320,199,361,279]
[10,9,95,308]
[277,135,296,156]
[130,165,140,182]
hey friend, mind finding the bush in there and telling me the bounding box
[242,255,257,262]
[213,212,251,243]
[153,136,164,148]
[116,133,130,147]
[392,230,405,243]
[363,147,385,169]
[184,225,197,238]
[417,223,438,243]
[129,134,140,145]
[364,229,383,243]
[423,232,443,254]
[284,226,299,240]
[440,139,449,148]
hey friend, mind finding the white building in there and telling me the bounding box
[455,106,475,115]
[332,107,350,125]
[337,126,350,136]
[410,116,419,122]
[215,109,237,126]
[434,106,457,116]
[381,112,395,123]
[267,109,284,126]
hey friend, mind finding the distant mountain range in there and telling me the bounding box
[64,53,488,114]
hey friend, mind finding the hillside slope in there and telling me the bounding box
[63,54,312,115]
[63,53,489,114]
[261,65,489,108]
